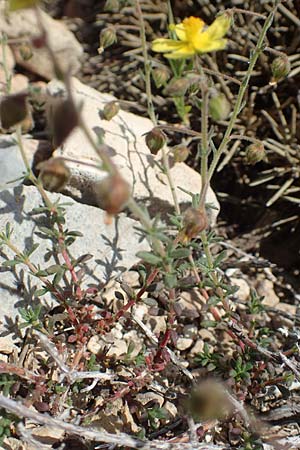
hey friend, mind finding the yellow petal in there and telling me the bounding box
[164,48,196,59]
[152,39,186,53]
[205,14,231,39]
[9,0,39,10]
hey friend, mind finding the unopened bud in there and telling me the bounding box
[152,67,170,88]
[98,27,117,53]
[18,42,33,61]
[178,207,207,243]
[171,144,190,163]
[37,157,70,192]
[102,101,120,121]
[145,127,166,154]
[0,92,28,130]
[245,141,265,165]
[271,55,291,83]
[164,78,190,97]
[93,174,130,215]
[209,92,231,121]
[104,0,120,12]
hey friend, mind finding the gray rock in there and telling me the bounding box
[0,5,83,80]
[0,185,149,336]
[0,135,40,191]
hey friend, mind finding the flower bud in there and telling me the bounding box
[98,27,117,53]
[93,174,130,215]
[152,67,170,88]
[102,101,120,121]
[271,55,291,83]
[245,141,265,165]
[145,127,166,154]
[37,157,70,192]
[164,78,190,97]
[178,207,207,243]
[171,144,190,163]
[209,92,231,121]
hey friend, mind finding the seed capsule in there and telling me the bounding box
[93,174,130,215]
[245,141,265,165]
[209,92,231,121]
[178,207,207,243]
[38,157,70,192]
[145,127,166,154]
[164,78,190,97]
[152,67,170,88]
[102,101,120,121]
[171,144,190,163]
[98,27,117,53]
[271,55,291,83]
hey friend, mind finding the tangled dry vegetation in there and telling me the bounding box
[0,1,300,449]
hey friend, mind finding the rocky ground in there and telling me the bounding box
[0,1,300,449]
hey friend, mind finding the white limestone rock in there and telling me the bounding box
[0,185,149,336]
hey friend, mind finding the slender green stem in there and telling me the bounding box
[135,0,180,215]
[207,6,277,182]
[15,126,53,210]
[199,81,209,209]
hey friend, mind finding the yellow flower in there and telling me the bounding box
[152,15,231,60]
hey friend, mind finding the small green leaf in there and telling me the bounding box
[170,248,190,259]
[46,264,62,275]
[66,230,83,237]
[38,227,55,237]
[136,251,161,265]
[34,288,48,297]
[26,243,39,257]
[53,268,64,285]
[2,259,19,268]
[213,250,227,268]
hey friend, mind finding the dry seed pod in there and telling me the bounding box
[178,207,207,243]
[152,67,170,88]
[93,174,130,215]
[102,101,120,121]
[145,127,166,154]
[164,78,190,97]
[271,55,291,83]
[98,26,117,53]
[38,157,70,192]
[245,141,265,165]
[171,144,190,163]
[209,92,231,121]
